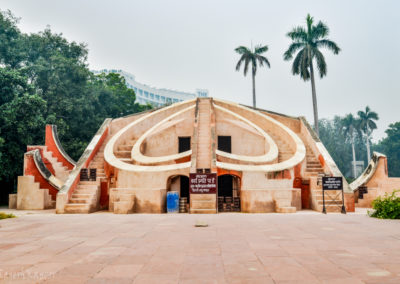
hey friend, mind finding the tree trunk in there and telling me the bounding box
[366,125,371,162]
[252,69,256,108]
[351,132,357,178]
[309,61,319,136]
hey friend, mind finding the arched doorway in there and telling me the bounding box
[166,175,190,212]
[218,174,241,212]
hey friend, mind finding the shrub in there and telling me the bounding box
[369,190,400,219]
[0,212,16,220]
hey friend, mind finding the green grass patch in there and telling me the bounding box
[0,212,16,220]
[369,190,400,219]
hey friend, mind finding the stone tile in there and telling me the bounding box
[321,278,365,284]
[23,262,69,274]
[42,274,90,284]
[56,263,104,277]
[180,263,224,280]
[0,212,399,283]
[224,262,269,280]
[140,261,181,275]
[95,264,143,278]
[133,273,179,284]
[5,253,52,265]
[86,278,133,284]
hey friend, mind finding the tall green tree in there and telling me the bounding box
[374,122,400,177]
[342,114,360,178]
[0,10,25,68]
[283,14,340,136]
[358,106,379,161]
[235,44,270,108]
[319,116,368,181]
[0,10,151,204]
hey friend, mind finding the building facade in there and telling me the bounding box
[14,98,389,214]
[93,69,208,107]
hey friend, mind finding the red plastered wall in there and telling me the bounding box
[24,154,58,200]
[45,125,74,170]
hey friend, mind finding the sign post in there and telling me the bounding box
[189,173,217,194]
[322,176,346,214]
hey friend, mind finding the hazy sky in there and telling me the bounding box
[1,0,399,141]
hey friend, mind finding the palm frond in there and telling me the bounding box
[243,56,251,76]
[313,48,327,78]
[283,42,304,61]
[251,57,257,75]
[299,48,311,80]
[286,26,308,42]
[235,54,246,72]
[234,46,251,55]
[316,39,340,54]
[368,120,377,130]
[256,55,270,68]
[291,48,304,76]
[312,21,329,39]
[358,106,379,134]
[367,111,379,120]
[254,45,268,54]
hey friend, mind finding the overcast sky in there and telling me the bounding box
[1,0,399,141]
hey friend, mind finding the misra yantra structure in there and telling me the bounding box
[11,98,369,214]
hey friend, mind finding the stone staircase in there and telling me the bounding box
[275,190,296,213]
[355,187,376,208]
[304,146,324,178]
[269,133,294,162]
[114,139,136,164]
[302,145,344,212]
[190,99,216,214]
[196,99,211,169]
[64,145,106,213]
[312,189,345,212]
[17,175,55,209]
[41,146,71,182]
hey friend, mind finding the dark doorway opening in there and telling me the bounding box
[217,174,241,212]
[218,175,233,197]
[167,175,190,213]
[218,136,231,153]
[180,176,190,203]
[178,137,191,153]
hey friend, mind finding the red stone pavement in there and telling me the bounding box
[0,209,399,283]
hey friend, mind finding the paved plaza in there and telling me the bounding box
[0,209,399,283]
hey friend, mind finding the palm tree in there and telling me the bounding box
[235,44,270,108]
[283,14,340,136]
[358,106,379,162]
[342,114,360,178]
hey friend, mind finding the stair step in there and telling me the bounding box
[191,200,216,209]
[64,203,91,214]
[118,145,133,151]
[71,193,94,199]
[276,206,296,213]
[79,181,98,185]
[190,209,217,214]
[69,198,89,204]
[115,151,131,158]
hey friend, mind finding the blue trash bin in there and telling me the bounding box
[167,191,179,213]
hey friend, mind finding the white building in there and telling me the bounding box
[93,69,208,107]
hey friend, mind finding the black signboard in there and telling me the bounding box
[322,177,343,190]
[322,176,346,214]
[189,173,217,194]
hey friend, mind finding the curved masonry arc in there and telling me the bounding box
[14,97,367,214]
